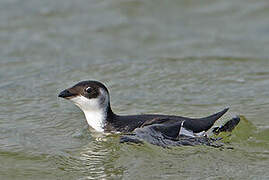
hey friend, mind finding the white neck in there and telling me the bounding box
[84,109,106,132]
[70,95,108,132]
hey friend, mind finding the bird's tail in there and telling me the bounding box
[183,108,229,133]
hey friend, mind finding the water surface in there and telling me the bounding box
[1,0,269,179]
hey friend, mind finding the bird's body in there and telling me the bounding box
[58,80,239,147]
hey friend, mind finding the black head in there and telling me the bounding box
[58,80,111,114]
[58,80,109,100]
[58,80,113,132]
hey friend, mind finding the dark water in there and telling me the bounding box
[1,0,269,179]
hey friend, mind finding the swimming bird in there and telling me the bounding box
[58,80,240,147]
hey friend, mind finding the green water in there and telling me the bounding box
[1,0,269,179]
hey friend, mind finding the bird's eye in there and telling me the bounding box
[85,87,91,93]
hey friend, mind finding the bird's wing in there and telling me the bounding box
[120,119,214,147]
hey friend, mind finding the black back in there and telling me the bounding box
[105,108,229,133]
